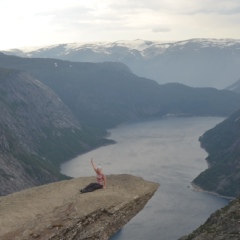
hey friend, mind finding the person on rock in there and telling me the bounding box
[80,158,106,193]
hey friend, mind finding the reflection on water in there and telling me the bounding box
[61,117,229,240]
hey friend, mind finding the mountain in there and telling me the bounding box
[0,67,111,196]
[225,78,240,93]
[193,108,240,197]
[3,38,240,89]
[1,52,240,195]
[1,53,240,132]
[179,196,240,240]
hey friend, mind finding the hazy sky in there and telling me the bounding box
[1,0,240,49]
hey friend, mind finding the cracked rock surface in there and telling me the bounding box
[0,174,159,240]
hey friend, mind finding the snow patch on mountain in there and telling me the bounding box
[225,79,240,92]
[4,38,240,54]
[2,38,240,89]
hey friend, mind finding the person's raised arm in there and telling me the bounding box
[91,158,97,173]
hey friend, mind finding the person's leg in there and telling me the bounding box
[80,183,95,193]
[83,183,103,192]
[84,183,95,190]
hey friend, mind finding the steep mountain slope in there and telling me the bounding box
[180,197,240,240]
[1,53,240,131]
[0,67,111,195]
[3,39,240,88]
[193,109,240,197]
[226,78,240,93]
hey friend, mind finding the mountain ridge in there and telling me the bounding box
[226,78,240,93]
[1,53,240,131]
[0,67,112,195]
[4,38,240,57]
[1,53,240,196]
[1,49,240,239]
[3,38,240,88]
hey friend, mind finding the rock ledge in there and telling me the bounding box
[0,174,159,240]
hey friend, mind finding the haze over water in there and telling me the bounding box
[61,117,229,240]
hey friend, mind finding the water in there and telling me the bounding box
[61,117,229,240]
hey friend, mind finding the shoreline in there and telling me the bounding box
[191,182,235,200]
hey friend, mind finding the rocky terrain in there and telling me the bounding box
[179,197,240,240]
[0,174,159,240]
[0,68,80,154]
[0,67,111,195]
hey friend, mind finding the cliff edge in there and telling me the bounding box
[0,174,159,240]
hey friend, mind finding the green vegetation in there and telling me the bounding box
[38,126,114,167]
[0,67,18,80]
[16,151,70,181]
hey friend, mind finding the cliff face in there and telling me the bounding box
[0,174,159,240]
[0,68,76,195]
[0,68,80,154]
[179,197,240,240]
[0,67,111,196]
[193,109,240,198]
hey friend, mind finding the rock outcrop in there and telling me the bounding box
[0,174,159,240]
[179,197,240,240]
